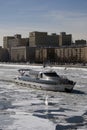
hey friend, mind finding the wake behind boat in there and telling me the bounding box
[14,68,76,92]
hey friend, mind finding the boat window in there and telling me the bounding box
[44,72,59,77]
[25,74,29,77]
[40,73,43,78]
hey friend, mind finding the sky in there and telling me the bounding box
[0,0,87,46]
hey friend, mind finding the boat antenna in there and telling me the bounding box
[43,62,46,68]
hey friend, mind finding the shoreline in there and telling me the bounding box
[0,62,87,69]
[53,64,87,68]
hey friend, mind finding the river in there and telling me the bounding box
[0,64,87,130]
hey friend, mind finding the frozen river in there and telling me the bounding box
[0,64,87,130]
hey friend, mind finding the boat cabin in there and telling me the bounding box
[39,71,59,80]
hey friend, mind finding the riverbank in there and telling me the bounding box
[53,63,87,68]
[0,62,87,69]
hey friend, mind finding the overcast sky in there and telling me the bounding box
[0,0,87,46]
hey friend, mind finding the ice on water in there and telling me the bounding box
[0,64,87,130]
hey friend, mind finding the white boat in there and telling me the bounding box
[14,68,76,92]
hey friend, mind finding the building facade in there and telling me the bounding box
[3,36,14,49]
[11,46,28,62]
[55,45,86,63]
[59,32,72,46]
[3,31,87,64]
[75,39,86,46]
[29,31,59,47]
[3,34,29,49]
[10,44,87,63]
[11,46,35,62]
[35,47,47,63]
[0,47,9,62]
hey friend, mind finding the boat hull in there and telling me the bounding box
[14,78,74,92]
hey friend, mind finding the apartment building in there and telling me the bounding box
[55,45,86,63]
[59,32,72,46]
[35,47,47,63]
[9,44,87,63]
[0,47,9,62]
[3,34,29,49]
[11,46,29,62]
[11,46,35,62]
[29,31,59,47]
[75,39,86,46]
[3,31,87,63]
[3,36,14,49]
